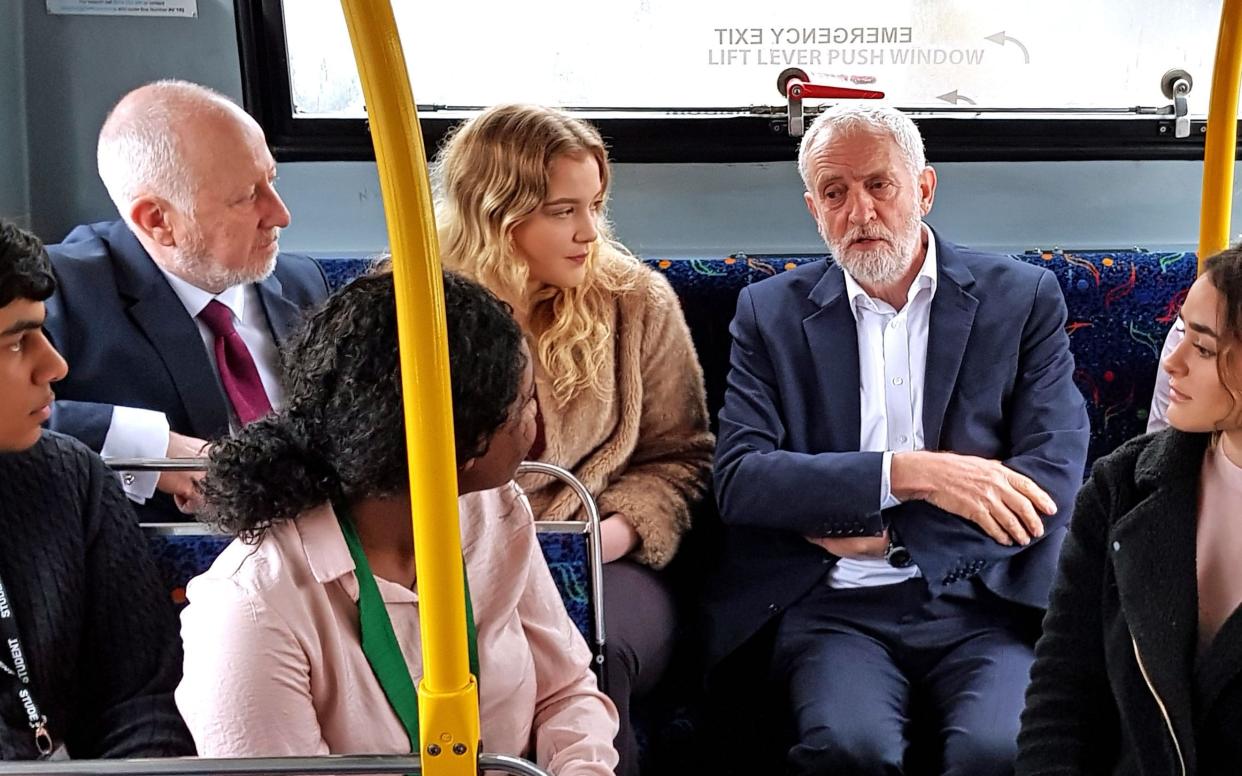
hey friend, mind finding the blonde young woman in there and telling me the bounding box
[435,104,713,775]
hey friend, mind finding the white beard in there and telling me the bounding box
[170,233,279,293]
[823,208,923,286]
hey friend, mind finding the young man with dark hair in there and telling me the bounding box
[0,221,193,760]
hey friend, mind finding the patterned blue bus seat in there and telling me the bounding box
[315,250,1194,471]
[535,532,593,644]
[142,526,595,644]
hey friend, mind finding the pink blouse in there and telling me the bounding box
[1197,444,1242,652]
[175,482,618,775]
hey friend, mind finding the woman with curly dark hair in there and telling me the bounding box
[1017,246,1242,775]
[175,269,619,775]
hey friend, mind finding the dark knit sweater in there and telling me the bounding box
[0,431,193,760]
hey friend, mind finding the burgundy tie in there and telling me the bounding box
[198,299,273,426]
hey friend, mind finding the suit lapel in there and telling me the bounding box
[922,239,978,450]
[109,225,231,440]
[256,270,303,345]
[802,264,861,451]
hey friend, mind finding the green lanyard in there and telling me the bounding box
[334,502,480,752]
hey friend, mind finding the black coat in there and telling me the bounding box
[1017,430,1242,776]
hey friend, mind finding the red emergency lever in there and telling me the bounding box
[786,81,885,100]
[777,67,885,100]
[777,67,885,137]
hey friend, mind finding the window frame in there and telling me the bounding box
[235,0,1232,164]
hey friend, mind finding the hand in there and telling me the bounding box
[157,432,210,514]
[805,531,889,559]
[599,514,640,563]
[891,451,1056,546]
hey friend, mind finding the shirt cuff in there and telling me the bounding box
[880,451,903,510]
[101,407,170,503]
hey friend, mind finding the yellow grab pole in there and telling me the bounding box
[338,2,480,774]
[1198,0,1242,267]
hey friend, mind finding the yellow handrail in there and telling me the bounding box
[1198,0,1242,267]
[338,2,480,774]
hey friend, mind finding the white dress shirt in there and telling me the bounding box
[1146,321,1183,433]
[827,225,937,589]
[102,269,282,503]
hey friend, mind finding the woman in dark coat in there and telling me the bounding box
[1016,247,1242,776]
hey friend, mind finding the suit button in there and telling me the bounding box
[767,603,780,613]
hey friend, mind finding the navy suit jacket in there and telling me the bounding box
[43,220,330,522]
[707,233,1089,666]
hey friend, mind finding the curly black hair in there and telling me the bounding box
[200,267,526,538]
[0,221,56,308]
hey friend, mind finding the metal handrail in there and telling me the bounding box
[109,458,608,666]
[0,753,551,776]
[514,461,608,668]
[104,457,207,472]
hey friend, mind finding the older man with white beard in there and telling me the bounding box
[707,105,1088,775]
[43,80,330,523]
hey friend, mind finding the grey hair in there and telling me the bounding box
[96,80,236,218]
[797,105,926,190]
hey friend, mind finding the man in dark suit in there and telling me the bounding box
[710,105,1089,775]
[44,80,330,523]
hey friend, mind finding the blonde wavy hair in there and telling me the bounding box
[434,104,642,404]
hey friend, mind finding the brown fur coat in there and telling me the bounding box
[518,267,713,569]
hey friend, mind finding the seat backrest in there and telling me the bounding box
[314,250,1195,470]
[140,524,598,647]
[535,531,593,643]
[141,524,231,608]
[637,251,1196,472]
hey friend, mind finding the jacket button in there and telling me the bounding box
[767,603,780,613]
[1112,541,1121,552]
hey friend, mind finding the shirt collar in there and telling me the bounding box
[842,222,938,318]
[157,266,247,323]
[295,502,419,604]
